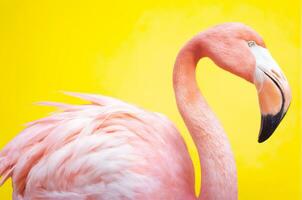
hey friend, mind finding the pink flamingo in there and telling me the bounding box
[0,23,291,200]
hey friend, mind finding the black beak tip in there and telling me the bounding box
[258,130,274,143]
[258,112,284,143]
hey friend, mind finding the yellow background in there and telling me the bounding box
[0,0,301,199]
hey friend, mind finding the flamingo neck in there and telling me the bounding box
[173,38,237,200]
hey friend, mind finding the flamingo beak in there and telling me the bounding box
[249,42,292,143]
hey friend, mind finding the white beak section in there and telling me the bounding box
[248,42,291,143]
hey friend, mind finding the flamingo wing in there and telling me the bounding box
[0,93,194,200]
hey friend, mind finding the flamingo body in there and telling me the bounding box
[0,93,194,200]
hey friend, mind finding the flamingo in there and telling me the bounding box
[0,23,291,200]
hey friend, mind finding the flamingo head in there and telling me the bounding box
[199,23,291,143]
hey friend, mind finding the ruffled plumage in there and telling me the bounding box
[0,92,194,200]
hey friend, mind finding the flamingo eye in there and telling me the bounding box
[247,41,256,47]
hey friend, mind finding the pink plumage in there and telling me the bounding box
[0,23,291,200]
[0,92,194,199]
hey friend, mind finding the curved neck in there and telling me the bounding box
[173,38,237,200]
